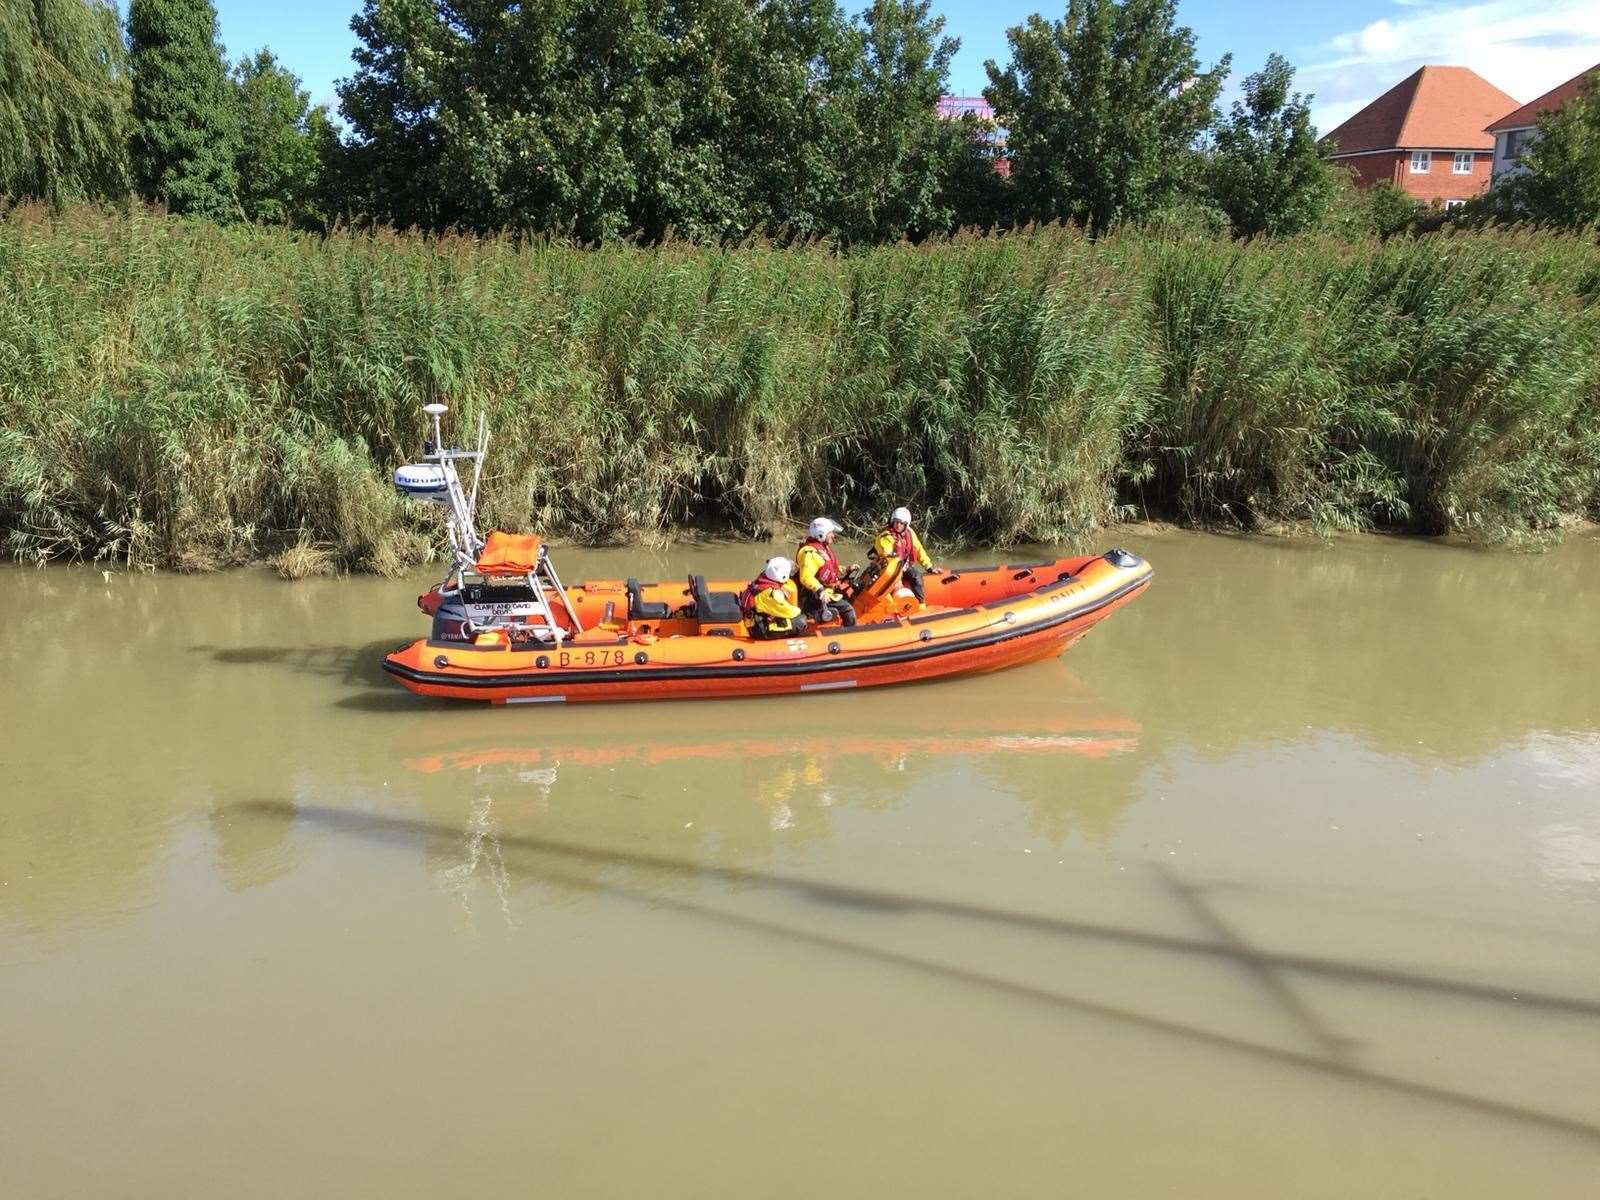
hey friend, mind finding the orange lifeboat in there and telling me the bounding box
[380,403,1152,704]
[383,550,1152,704]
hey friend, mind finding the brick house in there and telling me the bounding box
[1320,66,1517,207]
[1487,63,1600,181]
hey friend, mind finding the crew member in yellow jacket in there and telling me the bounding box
[794,517,857,627]
[739,556,807,639]
[871,506,941,604]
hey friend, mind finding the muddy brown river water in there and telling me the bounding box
[3,530,1598,1197]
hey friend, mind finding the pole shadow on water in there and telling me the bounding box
[191,639,437,711]
[230,799,1600,1147]
[190,639,404,687]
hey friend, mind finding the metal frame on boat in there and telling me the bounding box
[395,404,582,644]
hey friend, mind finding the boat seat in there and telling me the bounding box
[626,577,670,621]
[690,575,744,624]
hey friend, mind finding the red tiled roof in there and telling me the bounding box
[1486,63,1600,132]
[1322,66,1517,155]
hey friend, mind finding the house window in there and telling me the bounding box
[1505,129,1535,159]
[1445,199,1466,210]
[1410,150,1431,173]
[1452,152,1473,174]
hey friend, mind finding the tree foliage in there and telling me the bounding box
[1207,53,1334,237]
[1493,72,1600,231]
[827,0,964,242]
[939,114,1013,229]
[983,0,1228,233]
[335,0,965,241]
[685,0,862,241]
[0,0,130,205]
[232,49,320,225]
[18,0,1600,249]
[128,0,239,220]
[305,106,353,228]
[1317,174,1421,239]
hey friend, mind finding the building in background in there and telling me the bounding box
[1319,66,1516,207]
[1486,63,1600,181]
[937,95,1010,177]
[936,95,994,121]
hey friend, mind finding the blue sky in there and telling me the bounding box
[211,0,1600,135]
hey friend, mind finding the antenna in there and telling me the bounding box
[423,402,448,456]
[468,412,488,514]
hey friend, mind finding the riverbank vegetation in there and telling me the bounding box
[5,2,1599,571]
[2,207,1597,572]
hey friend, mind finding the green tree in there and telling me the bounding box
[334,0,444,231]
[714,0,861,239]
[306,105,354,228]
[940,113,1013,229]
[127,0,239,220]
[232,49,320,225]
[337,0,1041,241]
[1494,71,1600,230]
[1206,53,1334,237]
[1316,173,1425,239]
[1363,180,1423,238]
[983,0,1229,233]
[336,0,872,241]
[0,0,130,205]
[340,0,707,239]
[826,0,962,242]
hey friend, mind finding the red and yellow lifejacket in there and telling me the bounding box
[883,524,914,562]
[798,537,842,588]
[739,573,791,616]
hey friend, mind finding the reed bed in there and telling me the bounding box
[2,205,1597,572]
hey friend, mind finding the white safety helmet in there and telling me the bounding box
[764,556,793,583]
[890,506,912,526]
[807,517,843,540]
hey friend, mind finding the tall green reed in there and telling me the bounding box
[2,205,1597,572]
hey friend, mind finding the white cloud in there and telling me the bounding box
[1360,20,1400,57]
[1312,98,1371,133]
[1303,0,1600,134]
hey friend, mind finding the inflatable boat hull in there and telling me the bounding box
[383,551,1150,704]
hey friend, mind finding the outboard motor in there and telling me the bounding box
[430,592,473,642]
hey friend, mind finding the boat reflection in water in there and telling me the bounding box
[395,665,1147,857]
[404,697,1141,777]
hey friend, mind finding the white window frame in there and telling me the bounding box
[1410,150,1431,174]
[1452,152,1473,175]
[1445,199,1466,210]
